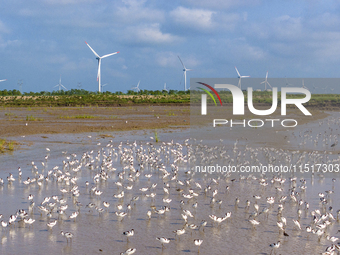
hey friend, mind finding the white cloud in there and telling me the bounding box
[41,0,96,4]
[122,23,182,45]
[115,0,164,24]
[170,6,216,31]
[272,15,303,41]
[156,52,178,67]
[209,38,267,62]
[216,13,241,31]
[156,51,200,68]
[184,0,261,10]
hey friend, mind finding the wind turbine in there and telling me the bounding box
[178,56,192,91]
[301,79,309,90]
[101,83,108,92]
[235,67,250,89]
[163,83,169,92]
[131,81,140,92]
[260,71,272,91]
[54,75,67,92]
[285,77,294,87]
[85,41,119,93]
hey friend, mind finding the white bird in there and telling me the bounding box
[47,220,57,229]
[194,239,203,252]
[1,221,8,228]
[69,211,79,221]
[293,219,301,230]
[60,231,74,243]
[120,248,136,255]
[269,241,280,254]
[156,237,170,248]
[23,218,35,225]
[123,229,134,240]
[249,219,260,229]
[173,228,185,238]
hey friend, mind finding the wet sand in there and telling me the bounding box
[0,105,190,138]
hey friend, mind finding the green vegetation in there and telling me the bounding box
[0,89,190,107]
[59,114,96,119]
[190,90,340,108]
[0,139,15,153]
[0,88,339,108]
[154,130,159,143]
[26,115,43,121]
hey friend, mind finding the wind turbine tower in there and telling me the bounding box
[235,67,250,90]
[260,71,272,91]
[85,41,119,93]
[54,75,67,92]
[163,83,168,92]
[131,81,140,92]
[178,56,192,91]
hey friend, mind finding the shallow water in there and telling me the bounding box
[0,124,339,254]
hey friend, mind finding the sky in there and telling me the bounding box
[0,0,340,93]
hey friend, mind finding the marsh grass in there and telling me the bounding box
[59,115,96,119]
[26,115,44,121]
[154,130,159,143]
[0,139,16,153]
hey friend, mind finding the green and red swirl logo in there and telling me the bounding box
[197,82,222,106]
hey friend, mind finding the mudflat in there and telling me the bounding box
[0,105,190,137]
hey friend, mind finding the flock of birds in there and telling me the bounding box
[0,114,340,254]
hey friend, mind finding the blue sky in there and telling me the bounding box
[0,0,340,93]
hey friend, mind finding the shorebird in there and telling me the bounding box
[123,229,134,241]
[47,220,57,229]
[199,220,207,231]
[269,241,280,254]
[194,239,203,253]
[249,219,260,229]
[23,218,35,226]
[156,237,170,249]
[1,221,8,228]
[173,228,185,239]
[69,211,79,221]
[120,248,136,255]
[115,211,127,220]
[60,231,74,243]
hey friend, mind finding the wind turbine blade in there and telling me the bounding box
[235,67,241,77]
[101,51,119,58]
[85,41,100,58]
[61,85,68,90]
[54,84,59,88]
[137,80,140,88]
[241,75,250,78]
[267,82,272,88]
[178,56,186,69]
[0,79,7,82]
[266,71,268,79]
